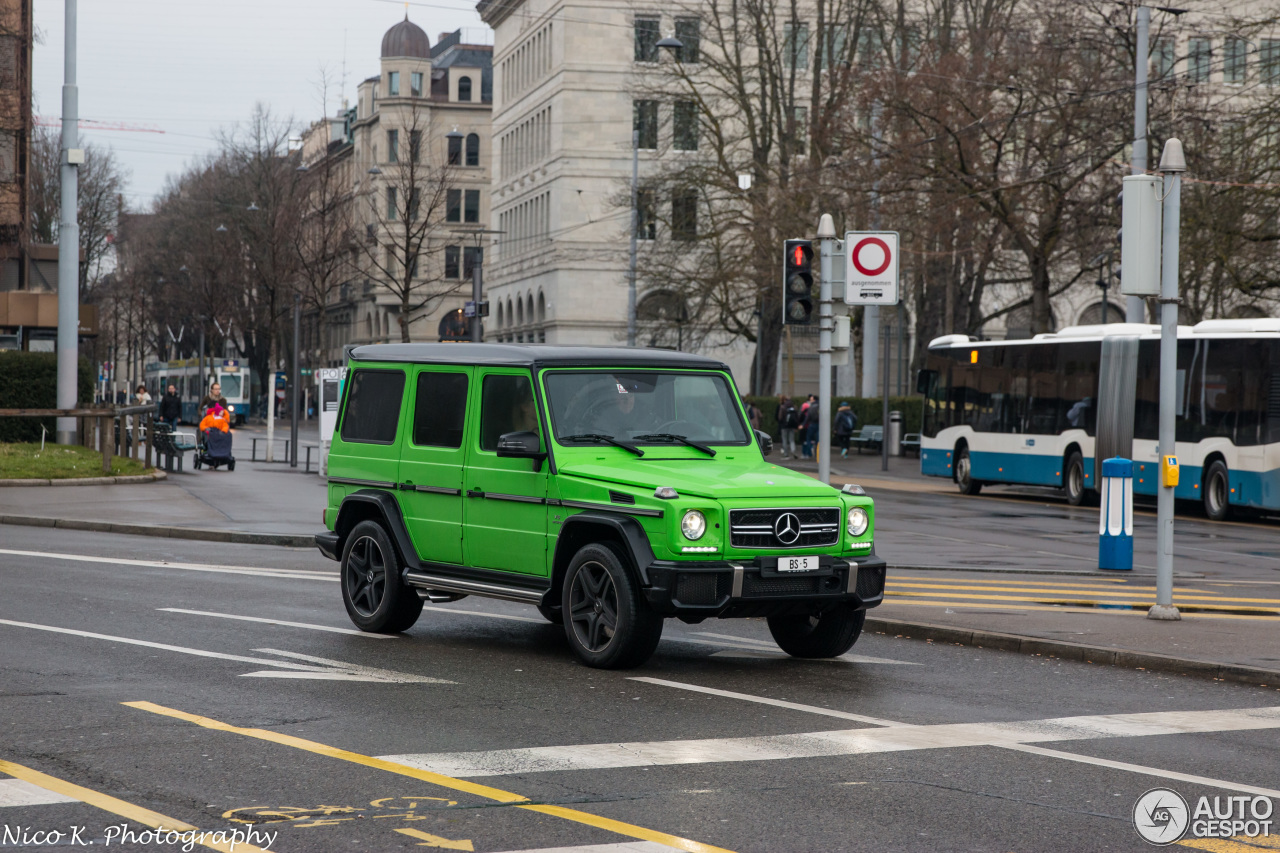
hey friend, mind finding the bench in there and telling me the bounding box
[153,424,198,472]
[851,426,884,454]
[901,433,921,457]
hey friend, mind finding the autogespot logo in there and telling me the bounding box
[1134,788,1190,845]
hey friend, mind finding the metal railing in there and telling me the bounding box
[0,405,157,472]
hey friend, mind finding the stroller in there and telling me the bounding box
[194,427,236,470]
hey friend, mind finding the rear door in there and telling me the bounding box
[398,366,471,565]
[462,368,550,575]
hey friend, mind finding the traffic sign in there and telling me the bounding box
[844,231,900,305]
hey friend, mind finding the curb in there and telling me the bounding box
[865,616,1280,687]
[889,563,1205,579]
[0,470,168,487]
[0,514,313,548]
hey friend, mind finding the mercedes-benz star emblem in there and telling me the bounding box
[774,512,801,545]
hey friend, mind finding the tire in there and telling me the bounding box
[955,446,981,495]
[340,520,423,633]
[562,543,663,669]
[1064,450,1086,506]
[193,457,202,470]
[536,604,564,625]
[228,459,236,472]
[768,606,866,659]
[1203,459,1231,522]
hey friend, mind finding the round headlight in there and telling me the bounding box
[846,507,869,537]
[681,509,707,540]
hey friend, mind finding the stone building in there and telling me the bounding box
[298,18,493,367]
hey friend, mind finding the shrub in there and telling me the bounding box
[0,352,95,442]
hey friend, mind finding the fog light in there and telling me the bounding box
[681,509,707,540]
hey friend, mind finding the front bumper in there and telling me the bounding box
[642,554,886,619]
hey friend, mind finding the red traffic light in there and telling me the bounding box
[792,244,806,267]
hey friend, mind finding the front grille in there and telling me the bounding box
[855,563,886,599]
[674,572,728,606]
[729,508,840,549]
[742,574,822,597]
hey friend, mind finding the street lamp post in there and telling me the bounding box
[452,229,504,343]
[55,0,81,443]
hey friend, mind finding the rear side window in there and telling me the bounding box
[413,372,468,448]
[479,374,539,451]
[340,369,405,444]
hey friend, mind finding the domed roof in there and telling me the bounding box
[382,17,431,59]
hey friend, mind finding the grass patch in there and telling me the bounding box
[0,443,153,480]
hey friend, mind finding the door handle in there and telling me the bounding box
[466,489,485,498]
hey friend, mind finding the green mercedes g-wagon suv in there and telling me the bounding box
[316,344,886,668]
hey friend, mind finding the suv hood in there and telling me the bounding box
[557,457,834,500]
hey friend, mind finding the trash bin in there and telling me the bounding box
[887,410,903,456]
[1099,457,1134,571]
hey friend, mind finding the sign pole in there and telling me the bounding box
[817,214,836,486]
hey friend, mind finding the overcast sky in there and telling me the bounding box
[32,0,487,210]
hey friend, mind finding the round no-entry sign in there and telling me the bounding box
[843,230,900,306]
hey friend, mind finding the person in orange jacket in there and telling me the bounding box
[199,403,231,434]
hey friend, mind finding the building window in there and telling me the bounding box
[675,18,699,63]
[409,130,421,163]
[386,187,397,220]
[463,246,483,278]
[1263,39,1280,86]
[1152,37,1176,79]
[1224,37,1247,84]
[633,100,658,149]
[445,245,460,278]
[673,101,698,151]
[789,106,808,152]
[820,24,848,69]
[466,133,480,166]
[458,76,472,101]
[464,189,480,223]
[635,18,660,62]
[411,71,423,97]
[448,134,462,165]
[637,190,656,240]
[672,190,697,241]
[387,129,399,163]
[388,71,400,96]
[409,189,420,222]
[1189,37,1212,83]
[446,189,461,222]
[783,22,809,69]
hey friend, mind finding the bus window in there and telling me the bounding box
[974,347,1007,433]
[218,373,243,399]
[1026,343,1061,434]
[1060,342,1099,435]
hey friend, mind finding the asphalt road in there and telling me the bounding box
[2,526,1278,852]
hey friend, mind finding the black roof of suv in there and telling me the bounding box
[349,343,731,371]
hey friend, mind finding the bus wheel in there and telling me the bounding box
[1203,460,1230,521]
[955,447,981,495]
[1064,451,1086,506]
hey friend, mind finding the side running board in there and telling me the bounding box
[403,572,546,605]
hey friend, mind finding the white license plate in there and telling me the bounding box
[776,555,818,573]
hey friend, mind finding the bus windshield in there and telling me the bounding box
[217,374,242,398]
[543,371,750,446]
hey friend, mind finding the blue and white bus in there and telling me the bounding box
[917,319,1280,520]
[144,358,252,424]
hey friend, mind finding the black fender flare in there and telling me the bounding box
[546,511,657,608]
[334,489,417,572]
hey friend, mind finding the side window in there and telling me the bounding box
[340,369,405,444]
[413,372,468,448]
[479,373,539,451]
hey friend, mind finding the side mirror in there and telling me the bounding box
[755,429,773,457]
[496,430,547,472]
[916,369,937,395]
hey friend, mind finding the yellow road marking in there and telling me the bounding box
[888,582,1280,605]
[0,758,271,853]
[893,574,1133,587]
[125,702,736,853]
[877,598,1280,621]
[884,590,1280,614]
[1179,836,1280,851]
[396,827,475,850]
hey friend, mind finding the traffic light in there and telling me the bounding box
[783,239,814,325]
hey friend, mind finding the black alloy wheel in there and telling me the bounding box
[562,543,662,669]
[340,520,423,633]
[1203,459,1231,521]
[955,446,981,495]
[1064,450,1086,506]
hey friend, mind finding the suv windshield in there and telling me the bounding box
[544,371,750,446]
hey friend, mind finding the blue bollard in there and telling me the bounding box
[1099,457,1134,571]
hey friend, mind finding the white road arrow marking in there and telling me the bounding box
[0,547,335,582]
[159,608,395,638]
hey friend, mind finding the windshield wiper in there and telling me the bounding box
[559,433,645,457]
[634,433,716,457]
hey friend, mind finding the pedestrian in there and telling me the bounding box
[745,401,762,431]
[158,384,182,428]
[133,384,152,407]
[834,401,857,458]
[200,381,228,416]
[801,400,820,459]
[776,396,798,459]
